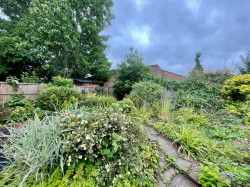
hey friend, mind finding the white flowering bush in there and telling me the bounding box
[58,106,158,186]
[60,106,141,164]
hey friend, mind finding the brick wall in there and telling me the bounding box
[149,65,185,81]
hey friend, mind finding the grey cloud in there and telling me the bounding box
[104,0,250,75]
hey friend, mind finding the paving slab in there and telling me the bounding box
[157,180,166,187]
[168,174,198,187]
[189,163,200,182]
[176,158,192,172]
[155,136,178,157]
[163,167,176,181]
[142,125,158,135]
[159,150,167,169]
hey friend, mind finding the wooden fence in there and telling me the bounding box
[0,82,113,103]
[0,82,41,103]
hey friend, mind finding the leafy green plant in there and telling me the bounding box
[144,75,181,91]
[198,162,230,187]
[115,98,136,114]
[83,94,116,108]
[51,76,74,88]
[21,72,39,83]
[159,99,172,122]
[0,116,66,186]
[94,87,105,96]
[173,126,209,158]
[3,95,46,123]
[129,81,166,108]
[36,86,82,111]
[4,95,31,109]
[6,107,46,124]
[174,108,209,126]
[26,160,98,187]
[173,70,232,112]
[6,76,19,91]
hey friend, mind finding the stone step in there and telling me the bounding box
[141,125,201,187]
[168,174,198,187]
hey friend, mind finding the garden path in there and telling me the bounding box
[141,125,201,187]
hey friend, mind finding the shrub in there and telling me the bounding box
[60,106,140,163]
[171,70,233,112]
[83,94,116,108]
[174,108,209,126]
[144,75,181,91]
[116,98,136,113]
[36,86,82,111]
[58,106,158,186]
[51,76,73,88]
[0,116,65,186]
[221,74,250,101]
[3,95,46,124]
[94,87,105,96]
[21,72,39,83]
[4,95,32,109]
[6,107,46,124]
[173,89,224,112]
[6,76,19,91]
[129,81,166,108]
[113,48,149,100]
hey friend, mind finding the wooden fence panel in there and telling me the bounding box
[0,82,113,103]
[0,82,41,103]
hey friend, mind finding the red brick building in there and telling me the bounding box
[149,64,185,81]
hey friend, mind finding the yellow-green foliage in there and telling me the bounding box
[26,161,98,187]
[158,99,172,122]
[83,94,116,107]
[174,108,209,126]
[198,162,230,187]
[225,101,250,118]
[221,74,250,101]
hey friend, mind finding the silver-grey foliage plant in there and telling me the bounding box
[0,115,67,187]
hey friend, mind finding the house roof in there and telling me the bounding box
[73,78,104,84]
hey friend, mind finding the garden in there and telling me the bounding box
[0,1,249,186]
[0,67,249,187]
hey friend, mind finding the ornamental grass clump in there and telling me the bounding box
[0,116,66,187]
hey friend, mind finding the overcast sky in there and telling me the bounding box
[104,0,250,75]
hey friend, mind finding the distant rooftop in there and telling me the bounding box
[149,64,185,81]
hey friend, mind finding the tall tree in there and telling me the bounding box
[113,48,149,100]
[0,0,113,81]
[238,50,250,74]
[193,52,204,72]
